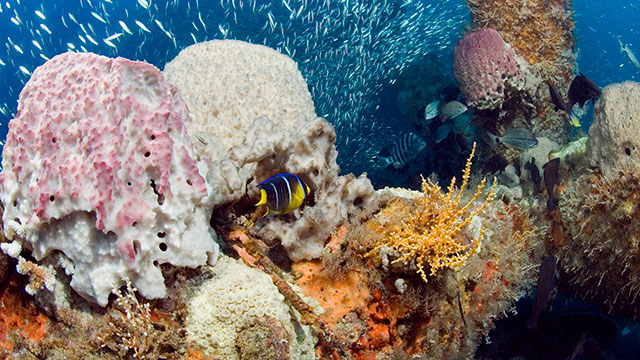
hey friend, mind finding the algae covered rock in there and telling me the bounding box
[588,81,640,177]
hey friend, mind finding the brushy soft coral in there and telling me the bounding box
[369,143,496,282]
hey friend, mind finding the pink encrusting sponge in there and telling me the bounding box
[452,27,524,110]
[0,52,219,306]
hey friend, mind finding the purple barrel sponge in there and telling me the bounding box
[452,28,524,110]
[0,52,218,305]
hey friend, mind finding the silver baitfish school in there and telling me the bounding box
[255,173,311,216]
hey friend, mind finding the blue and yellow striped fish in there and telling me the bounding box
[256,173,311,216]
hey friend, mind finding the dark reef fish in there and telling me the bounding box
[568,73,602,110]
[375,132,427,169]
[548,82,568,112]
[256,173,311,216]
[548,73,601,115]
[483,154,509,174]
[525,158,541,193]
[527,255,557,331]
[543,158,561,212]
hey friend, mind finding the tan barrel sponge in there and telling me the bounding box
[164,40,317,160]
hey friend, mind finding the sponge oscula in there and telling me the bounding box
[0,52,218,306]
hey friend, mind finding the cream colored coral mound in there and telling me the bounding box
[165,40,376,261]
[588,81,640,178]
[163,40,316,159]
[186,255,316,359]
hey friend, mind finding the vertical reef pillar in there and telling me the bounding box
[466,0,575,87]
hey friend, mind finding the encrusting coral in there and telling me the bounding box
[368,143,496,282]
[466,0,575,85]
[289,147,542,359]
[552,81,640,320]
[0,276,49,354]
[557,160,640,320]
[94,281,178,359]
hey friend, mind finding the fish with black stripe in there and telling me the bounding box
[375,132,427,169]
[255,173,311,216]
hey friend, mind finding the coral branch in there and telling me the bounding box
[369,143,496,282]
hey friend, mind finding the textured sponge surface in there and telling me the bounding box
[452,28,523,110]
[588,81,640,178]
[0,52,218,305]
[164,40,317,159]
[186,256,316,359]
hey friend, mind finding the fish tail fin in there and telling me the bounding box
[255,189,268,206]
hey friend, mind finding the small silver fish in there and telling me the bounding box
[619,38,640,70]
[487,127,538,149]
[440,100,467,120]
[85,34,99,45]
[91,11,107,24]
[422,100,440,121]
[105,32,123,41]
[119,20,133,35]
[135,20,151,33]
[40,23,52,34]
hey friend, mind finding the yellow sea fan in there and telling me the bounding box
[370,143,496,282]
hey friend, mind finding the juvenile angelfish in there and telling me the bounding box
[256,173,311,216]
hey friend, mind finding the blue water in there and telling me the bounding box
[0,0,638,176]
[0,0,467,178]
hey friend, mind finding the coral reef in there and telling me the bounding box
[458,0,577,147]
[184,255,317,360]
[0,52,218,306]
[164,40,375,262]
[587,81,640,178]
[368,144,496,281]
[558,169,640,320]
[452,28,524,110]
[163,39,317,161]
[0,38,556,359]
[555,82,640,320]
[291,153,543,358]
[466,0,575,85]
[0,276,49,354]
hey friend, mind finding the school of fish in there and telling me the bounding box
[0,0,467,171]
